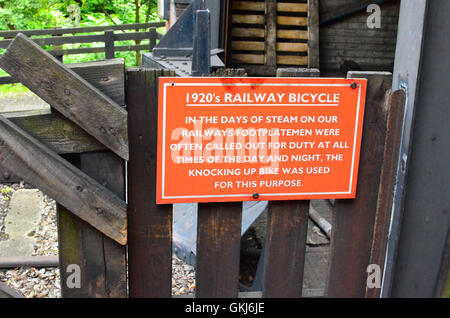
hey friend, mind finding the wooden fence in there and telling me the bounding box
[0,22,165,85]
[0,34,407,298]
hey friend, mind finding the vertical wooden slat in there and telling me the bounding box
[149,27,157,51]
[307,0,320,68]
[127,68,173,298]
[261,68,320,298]
[265,0,277,67]
[105,30,115,59]
[196,202,242,298]
[195,69,246,298]
[365,90,406,298]
[326,72,393,298]
[58,152,127,298]
[263,201,310,298]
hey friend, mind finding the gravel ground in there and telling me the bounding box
[0,183,196,298]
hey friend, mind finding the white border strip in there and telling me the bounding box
[162,83,362,199]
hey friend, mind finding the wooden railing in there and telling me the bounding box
[0,22,165,84]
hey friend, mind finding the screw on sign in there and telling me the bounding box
[156,77,367,204]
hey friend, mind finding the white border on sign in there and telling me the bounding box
[161,82,362,199]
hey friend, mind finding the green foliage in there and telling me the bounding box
[0,0,65,30]
[0,0,161,93]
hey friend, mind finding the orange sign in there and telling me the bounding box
[157,77,367,204]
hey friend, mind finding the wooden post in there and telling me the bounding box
[58,152,127,298]
[307,0,320,68]
[56,61,128,298]
[261,68,320,298]
[127,68,174,298]
[0,34,129,160]
[149,27,157,51]
[105,30,115,59]
[265,0,277,67]
[325,72,393,297]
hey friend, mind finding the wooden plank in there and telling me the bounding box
[365,89,406,298]
[0,116,127,245]
[195,70,246,298]
[232,1,265,11]
[232,27,265,38]
[265,0,277,67]
[232,41,265,51]
[127,68,173,298]
[277,55,308,66]
[277,30,308,40]
[58,152,127,297]
[232,53,265,64]
[277,2,308,13]
[49,44,152,57]
[0,33,128,160]
[0,22,165,38]
[232,14,265,25]
[277,42,308,52]
[277,16,307,26]
[325,72,393,297]
[263,201,309,297]
[0,59,125,103]
[196,202,242,298]
[10,113,104,154]
[308,0,320,68]
[104,30,114,59]
[262,67,320,298]
[4,59,125,155]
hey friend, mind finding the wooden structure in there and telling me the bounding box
[0,22,164,85]
[0,33,409,298]
[225,0,319,75]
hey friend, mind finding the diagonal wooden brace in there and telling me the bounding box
[0,33,129,160]
[0,115,127,245]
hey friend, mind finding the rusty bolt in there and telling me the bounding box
[252,193,260,199]
[350,82,358,89]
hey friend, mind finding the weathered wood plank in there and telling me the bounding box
[4,59,125,156]
[277,42,308,52]
[277,30,308,40]
[308,0,320,68]
[10,113,105,154]
[196,202,242,298]
[232,1,265,11]
[277,55,308,66]
[261,68,320,298]
[263,201,309,298]
[277,16,308,26]
[365,89,406,298]
[326,72,392,297]
[265,0,277,67]
[0,116,127,245]
[277,2,308,13]
[232,41,265,51]
[0,33,128,160]
[232,14,265,25]
[58,152,127,297]
[0,22,165,38]
[232,27,265,38]
[0,59,125,103]
[232,54,265,64]
[127,68,173,298]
